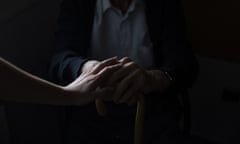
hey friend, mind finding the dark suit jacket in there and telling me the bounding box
[50,0,198,88]
[49,0,198,143]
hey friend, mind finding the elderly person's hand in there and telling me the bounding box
[64,57,121,104]
[109,57,172,105]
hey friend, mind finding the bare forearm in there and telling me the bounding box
[0,57,73,105]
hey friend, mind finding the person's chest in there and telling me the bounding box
[90,0,155,68]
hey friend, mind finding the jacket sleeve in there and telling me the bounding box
[146,0,199,90]
[48,0,90,85]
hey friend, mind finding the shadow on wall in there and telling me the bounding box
[0,0,63,144]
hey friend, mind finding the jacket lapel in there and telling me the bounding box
[144,0,165,66]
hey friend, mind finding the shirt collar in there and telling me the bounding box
[102,0,139,14]
[102,0,112,12]
[96,0,142,25]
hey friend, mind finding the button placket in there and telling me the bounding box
[120,20,130,55]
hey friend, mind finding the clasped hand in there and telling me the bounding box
[67,57,171,105]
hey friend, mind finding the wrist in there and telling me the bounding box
[61,85,73,97]
[144,70,172,94]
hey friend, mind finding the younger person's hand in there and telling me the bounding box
[64,57,121,105]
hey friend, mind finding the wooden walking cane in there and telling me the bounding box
[134,95,145,144]
[95,95,145,144]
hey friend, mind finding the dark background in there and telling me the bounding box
[0,0,240,144]
[184,0,240,63]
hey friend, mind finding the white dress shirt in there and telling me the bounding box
[90,0,154,69]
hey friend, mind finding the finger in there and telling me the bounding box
[91,57,118,74]
[91,63,122,88]
[119,57,132,64]
[109,62,137,84]
[98,63,122,75]
[113,69,139,103]
[119,71,143,103]
[119,81,142,104]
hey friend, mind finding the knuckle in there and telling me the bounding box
[99,62,105,66]
[104,67,111,71]
[129,62,135,66]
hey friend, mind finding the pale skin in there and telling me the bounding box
[0,57,121,106]
[80,0,172,105]
[82,57,171,105]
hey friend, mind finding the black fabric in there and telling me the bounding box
[49,0,199,89]
[48,0,199,144]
